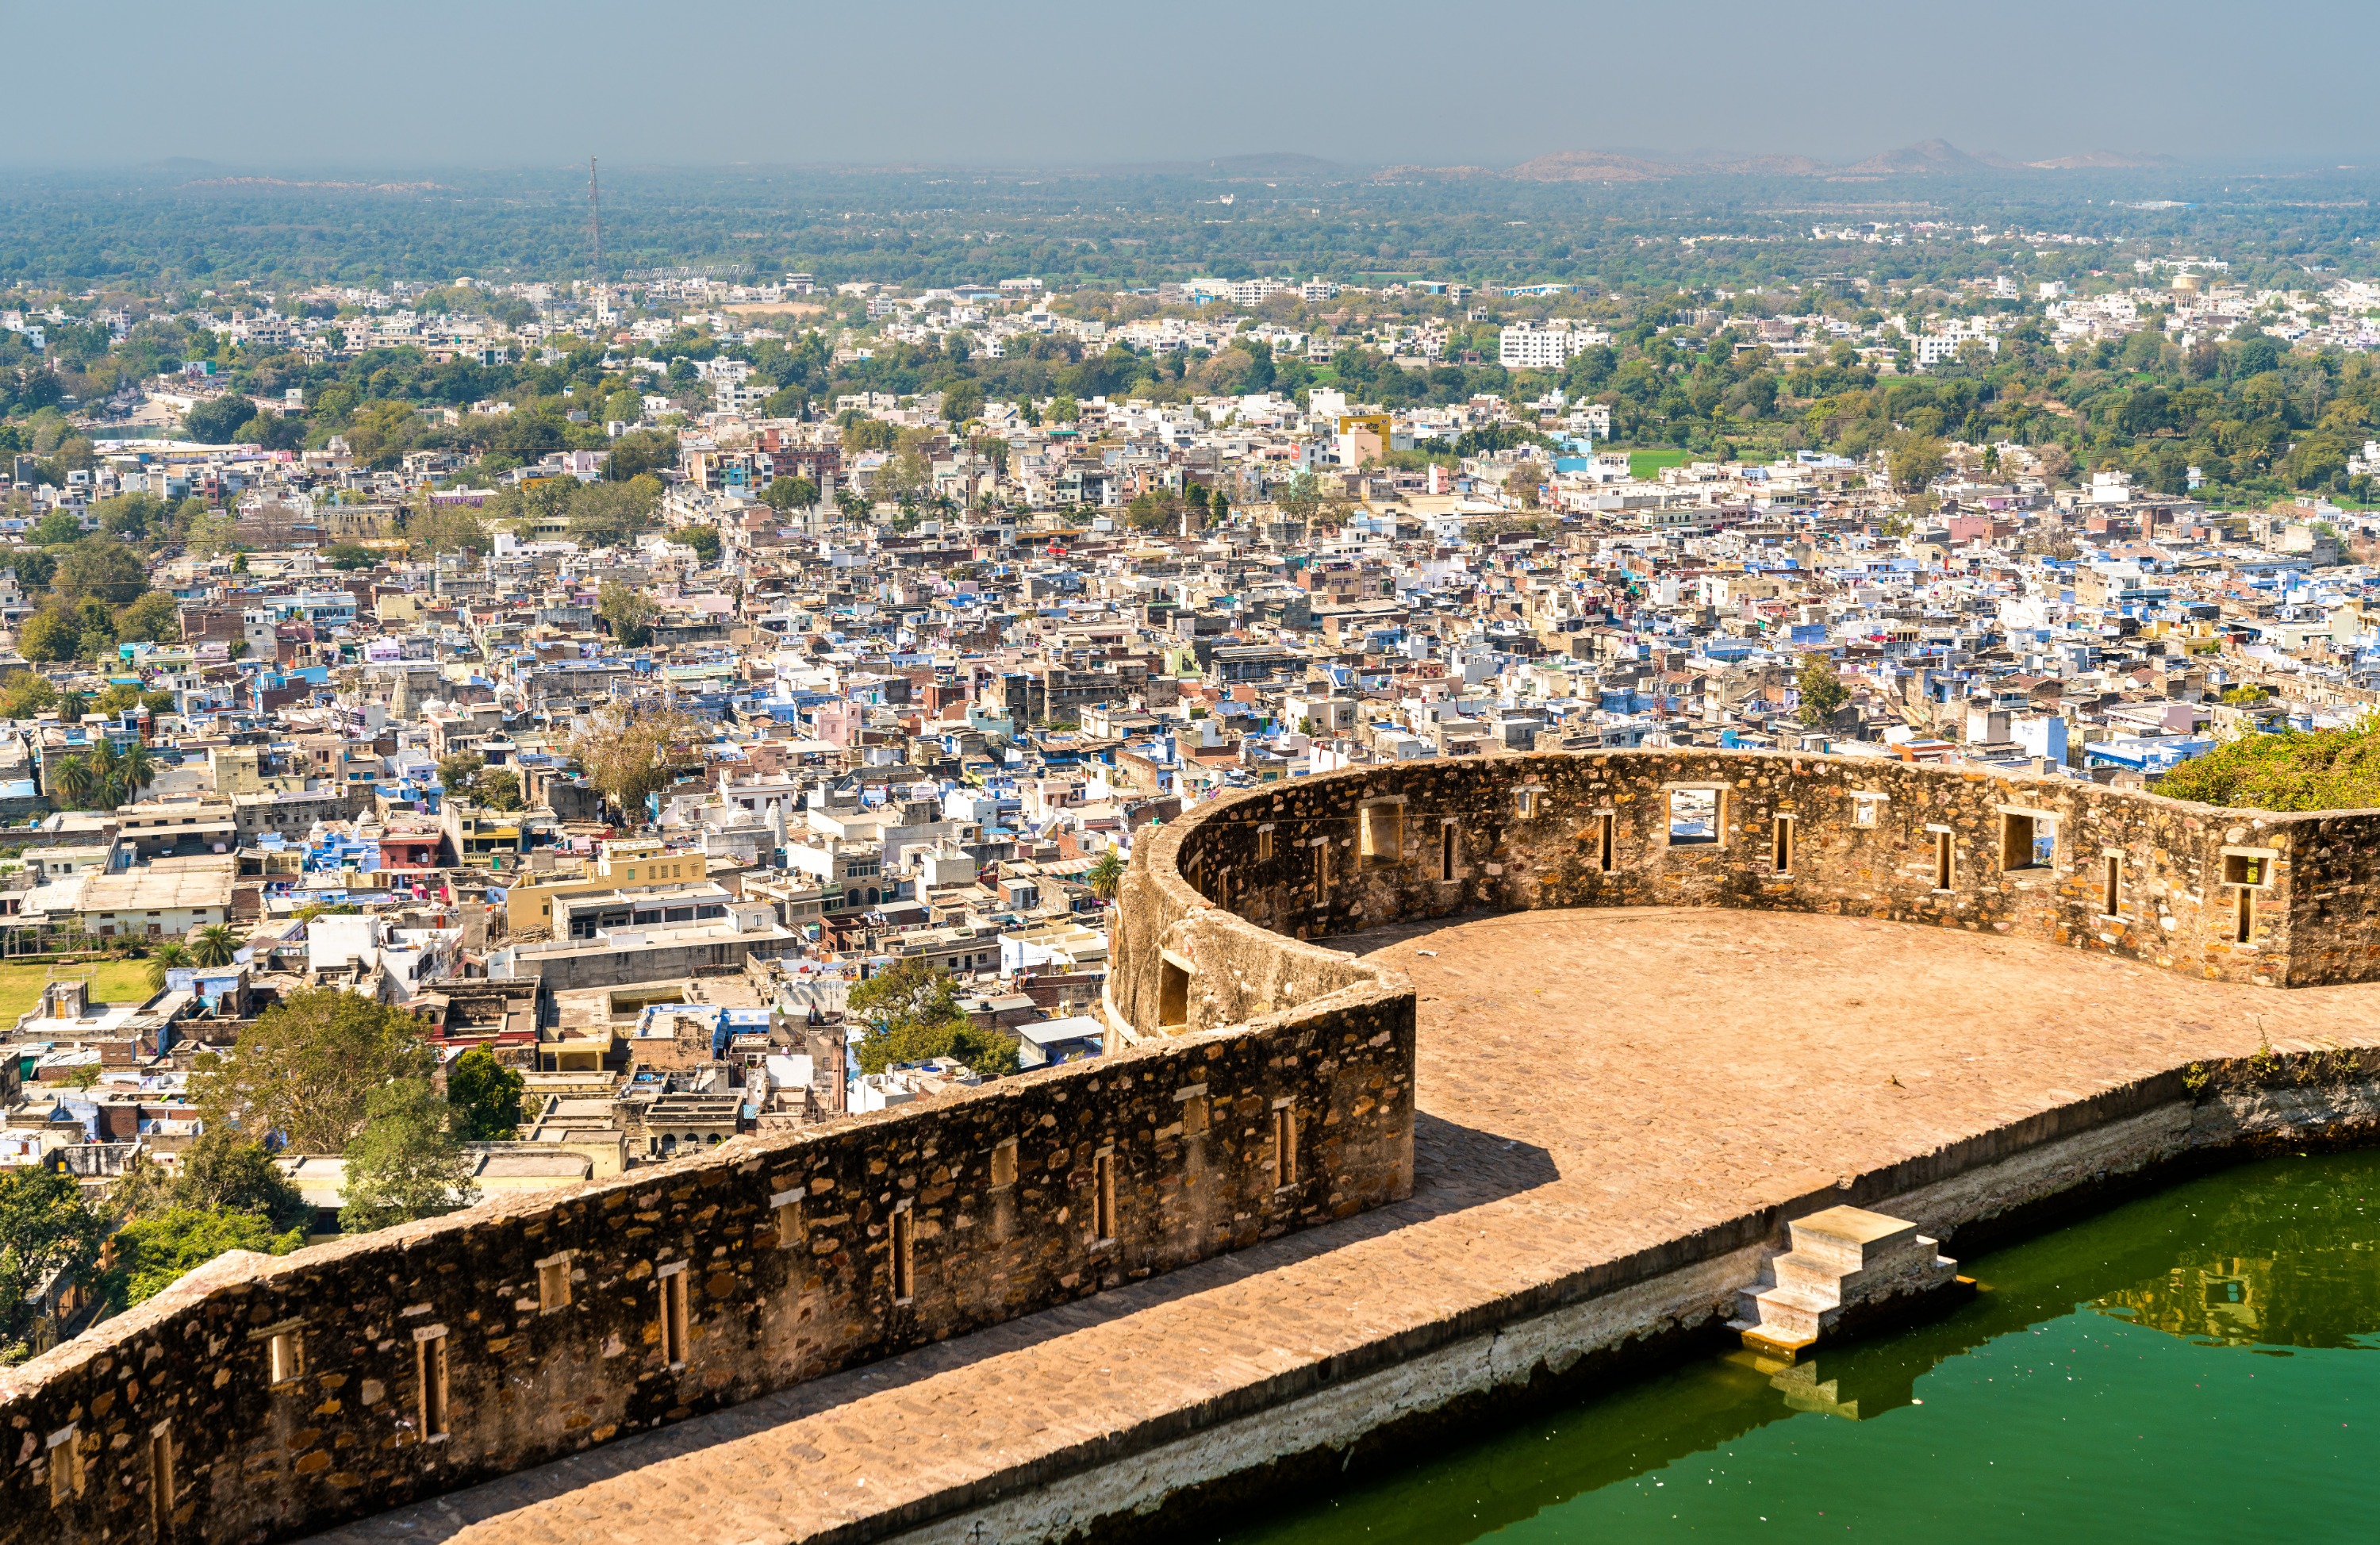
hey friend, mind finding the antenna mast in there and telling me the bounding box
[587,156,604,290]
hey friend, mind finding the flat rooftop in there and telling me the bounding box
[308,908,2380,1545]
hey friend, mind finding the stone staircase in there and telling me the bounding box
[1729,1205,1959,1359]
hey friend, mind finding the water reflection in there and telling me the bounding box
[2088,1161,2380,1348]
[1225,1152,2380,1545]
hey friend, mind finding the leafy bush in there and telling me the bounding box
[2155,715,2380,812]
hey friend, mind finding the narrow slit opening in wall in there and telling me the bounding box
[2104,855,2123,917]
[1092,1151,1116,1241]
[266,1330,303,1386]
[1274,1106,1299,1187]
[1772,815,1794,874]
[659,1269,689,1367]
[1255,824,1274,863]
[990,1138,1019,1188]
[1361,801,1403,866]
[1597,812,1615,873]
[1440,820,1457,882]
[2237,886,2255,944]
[149,1426,172,1539]
[48,1427,80,1505]
[537,1254,571,1312]
[1516,787,1536,819]
[416,1332,450,1441]
[1933,830,1954,891]
[1313,840,1330,901]
[1157,959,1189,1028]
[892,1206,916,1303]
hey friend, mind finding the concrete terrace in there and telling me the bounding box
[309,907,2380,1544]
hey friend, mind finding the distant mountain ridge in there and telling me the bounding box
[1449,139,2177,183]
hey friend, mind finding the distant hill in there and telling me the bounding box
[2027,150,2181,170]
[1478,139,2174,181]
[1835,138,2013,175]
[1506,150,1687,183]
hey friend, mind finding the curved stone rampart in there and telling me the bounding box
[1115,749,2380,1038]
[1,959,1415,1542]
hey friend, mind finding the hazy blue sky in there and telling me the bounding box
[12,1,2378,170]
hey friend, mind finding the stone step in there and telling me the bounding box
[1726,1315,1816,1359]
[1745,1283,1837,1341]
[1787,1205,1922,1272]
[1733,1206,1962,1359]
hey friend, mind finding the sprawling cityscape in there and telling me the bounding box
[7,6,2380,1541]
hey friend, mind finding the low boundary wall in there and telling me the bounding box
[0,971,1415,1542]
[1115,749,2380,1039]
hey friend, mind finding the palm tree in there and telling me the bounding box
[86,741,125,808]
[116,741,157,804]
[1086,850,1127,902]
[146,940,190,993]
[189,924,239,968]
[49,752,95,809]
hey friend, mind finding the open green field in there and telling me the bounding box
[1626,448,1691,479]
[0,959,155,1023]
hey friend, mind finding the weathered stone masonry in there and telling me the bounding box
[0,989,1414,1544]
[1115,748,2380,1033]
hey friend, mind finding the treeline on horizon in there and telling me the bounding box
[0,162,2375,293]
[6,263,2377,516]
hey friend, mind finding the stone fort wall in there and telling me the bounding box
[1,972,1414,1543]
[1112,748,2380,1043]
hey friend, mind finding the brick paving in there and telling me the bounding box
[309,909,2380,1544]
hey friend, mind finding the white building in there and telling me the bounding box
[1499,321,1611,371]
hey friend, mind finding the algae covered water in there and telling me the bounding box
[1230,1151,2380,1544]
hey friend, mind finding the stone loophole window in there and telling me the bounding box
[892,1204,916,1304]
[770,1189,804,1248]
[1273,1105,1299,1188]
[414,1327,451,1442]
[1092,1149,1117,1243]
[1255,823,1274,863]
[1668,788,1720,846]
[265,1328,305,1387]
[1157,955,1191,1030]
[990,1139,1019,1189]
[1933,829,1955,891]
[149,1424,173,1539]
[2102,855,2124,918]
[1772,815,1795,874]
[658,1263,690,1368]
[2000,812,2054,871]
[2223,852,2271,887]
[536,1252,572,1312]
[1853,794,1883,828]
[47,1425,82,1506]
[1439,819,1458,883]
[1359,800,1403,867]
[1596,812,1616,873]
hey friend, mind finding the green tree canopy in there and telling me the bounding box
[190,986,434,1152]
[447,1047,525,1140]
[102,1207,304,1310]
[0,1166,106,1362]
[338,1078,478,1232]
[2155,716,2380,812]
[172,1128,313,1232]
[1796,655,1850,726]
[847,957,1019,1078]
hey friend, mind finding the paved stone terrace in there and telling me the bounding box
[309,909,2380,1545]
